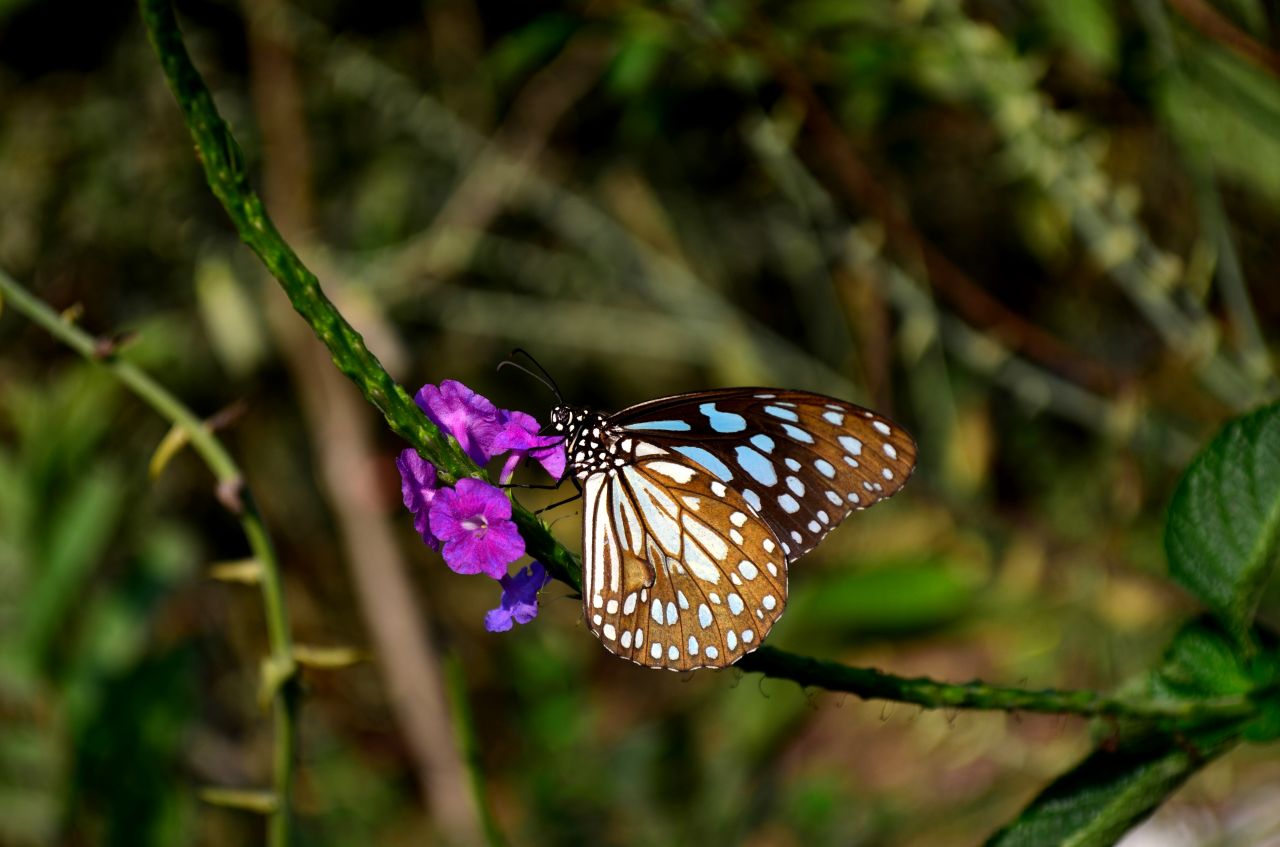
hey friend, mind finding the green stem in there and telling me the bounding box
[133,0,1262,736]
[0,270,297,845]
[736,647,1253,726]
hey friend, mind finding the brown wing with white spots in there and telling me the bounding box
[610,388,917,561]
[581,451,787,671]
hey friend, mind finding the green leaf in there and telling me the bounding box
[984,730,1238,847]
[990,619,1277,845]
[1146,619,1253,702]
[199,787,278,814]
[1165,402,1280,646]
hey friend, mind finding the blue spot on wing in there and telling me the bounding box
[735,445,778,486]
[673,447,734,481]
[624,419,692,432]
[699,402,747,433]
[764,405,799,422]
[750,433,775,453]
[782,423,814,444]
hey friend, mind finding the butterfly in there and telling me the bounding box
[546,386,917,671]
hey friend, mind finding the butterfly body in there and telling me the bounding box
[550,389,916,671]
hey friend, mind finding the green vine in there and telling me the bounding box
[0,269,299,847]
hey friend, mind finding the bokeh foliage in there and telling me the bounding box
[2,0,1279,844]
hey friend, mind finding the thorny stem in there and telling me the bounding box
[135,0,1261,748]
[0,269,298,846]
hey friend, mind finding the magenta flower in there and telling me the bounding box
[492,409,567,483]
[416,380,502,465]
[484,562,552,632]
[396,449,440,550]
[428,478,525,578]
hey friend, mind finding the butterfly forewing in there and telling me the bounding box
[581,451,788,671]
[611,389,917,560]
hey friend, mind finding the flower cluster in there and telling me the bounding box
[397,380,564,632]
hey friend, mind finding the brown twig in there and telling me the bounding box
[242,2,485,842]
[1166,0,1280,78]
[748,32,1122,397]
[395,30,615,282]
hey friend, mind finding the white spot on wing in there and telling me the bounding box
[839,436,863,455]
[683,514,729,561]
[626,466,682,556]
[873,421,892,435]
[684,536,723,584]
[647,461,697,483]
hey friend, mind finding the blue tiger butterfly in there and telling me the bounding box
[536,377,917,671]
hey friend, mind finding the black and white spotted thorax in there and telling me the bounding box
[550,404,645,480]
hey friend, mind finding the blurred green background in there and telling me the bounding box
[1,0,1279,844]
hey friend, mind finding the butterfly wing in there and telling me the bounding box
[610,388,916,561]
[581,449,788,671]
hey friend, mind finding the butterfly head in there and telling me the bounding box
[550,404,596,445]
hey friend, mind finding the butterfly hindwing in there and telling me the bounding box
[581,450,788,671]
[611,389,917,560]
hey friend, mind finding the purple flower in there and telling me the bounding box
[492,409,567,483]
[484,562,552,632]
[428,478,525,578]
[396,448,440,550]
[416,380,502,465]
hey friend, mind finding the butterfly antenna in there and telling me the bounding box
[496,358,563,403]
[508,348,565,403]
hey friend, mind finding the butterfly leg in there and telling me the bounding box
[534,477,583,515]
